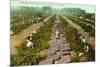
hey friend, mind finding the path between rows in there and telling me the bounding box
[39,15,71,65]
[68,15,95,29]
[60,14,95,50]
[11,15,53,55]
[70,14,94,23]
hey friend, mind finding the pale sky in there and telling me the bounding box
[11,0,95,13]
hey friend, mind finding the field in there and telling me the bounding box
[11,1,95,66]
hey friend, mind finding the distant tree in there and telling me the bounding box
[62,8,86,17]
[42,6,52,13]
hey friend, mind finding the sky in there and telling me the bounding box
[11,0,96,13]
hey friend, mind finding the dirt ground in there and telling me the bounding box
[10,15,53,55]
[60,14,95,50]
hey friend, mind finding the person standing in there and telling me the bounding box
[55,30,60,39]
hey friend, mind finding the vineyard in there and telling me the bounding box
[11,6,50,35]
[65,15,95,37]
[11,4,95,66]
[59,15,95,62]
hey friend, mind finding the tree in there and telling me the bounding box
[42,6,52,13]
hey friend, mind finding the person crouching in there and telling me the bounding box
[27,40,34,48]
[26,34,34,48]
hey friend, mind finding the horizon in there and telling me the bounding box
[11,0,95,13]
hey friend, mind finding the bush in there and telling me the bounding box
[59,15,95,62]
[66,16,95,37]
[11,15,55,66]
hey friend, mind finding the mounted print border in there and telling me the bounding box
[10,0,95,66]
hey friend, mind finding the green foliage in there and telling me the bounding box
[66,16,95,37]
[42,6,53,13]
[68,15,95,26]
[59,15,95,62]
[11,16,55,66]
[11,14,35,35]
[62,8,86,16]
[11,7,51,35]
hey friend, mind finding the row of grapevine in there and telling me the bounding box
[11,15,55,66]
[66,15,95,37]
[67,15,95,26]
[11,12,49,35]
[59,15,95,62]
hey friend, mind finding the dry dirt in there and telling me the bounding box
[11,15,53,55]
[60,14,95,50]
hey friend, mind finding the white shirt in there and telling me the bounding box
[56,31,59,38]
[27,41,33,48]
[86,45,89,52]
[33,30,37,34]
[82,38,86,43]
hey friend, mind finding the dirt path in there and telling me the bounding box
[39,15,71,65]
[68,15,95,29]
[60,14,95,50]
[70,14,94,24]
[11,15,53,55]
